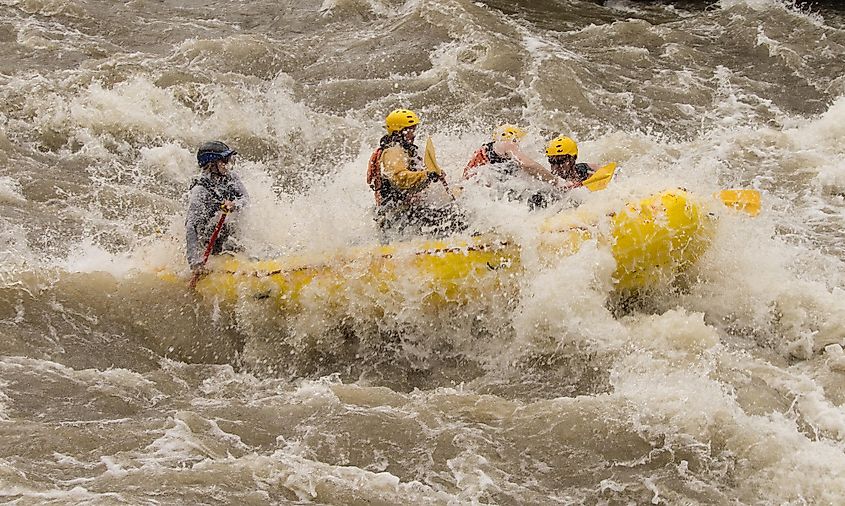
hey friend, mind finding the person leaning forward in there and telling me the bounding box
[185,140,249,276]
[546,136,598,189]
[367,109,465,240]
[463,124,558,185]
[367,109,439,205]
[522,135,600,209]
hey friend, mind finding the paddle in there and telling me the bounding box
[188,208,228,288]
[582,162,617,192]
[424,138,456,200]
[716,189,761,216]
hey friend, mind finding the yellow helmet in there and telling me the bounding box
[546,136,578,157]
[492,124,526,142]
[385,109,420,133]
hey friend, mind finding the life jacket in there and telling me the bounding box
[367,136,423,206]
[463,142,516,179]
[189,175,243,204]
[187,175,243,248]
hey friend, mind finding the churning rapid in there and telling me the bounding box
[1,0,845,503]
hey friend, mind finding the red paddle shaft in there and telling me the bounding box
[188,209,228,288]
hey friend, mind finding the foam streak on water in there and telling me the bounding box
[1,0,845,503]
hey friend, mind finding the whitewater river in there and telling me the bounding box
[1,0,845,503]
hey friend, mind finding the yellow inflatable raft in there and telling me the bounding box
[184,189,717,310]
[539,188,714,291]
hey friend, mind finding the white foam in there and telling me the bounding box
[513,240,627,353]
[614,348,845,503]
[0,222,36,278]
[60,237,136,276]
[290,375,343,405]
[238,151,377,254]
[137,411,249,466]
[2,0,85,17]
[755,25,801,64]
[253,449,453,503]
[0,379,10,421]
[319,0,397,17]
[627,309,721,359]
[718,0,791,12]
[67,78,199,142]
[786,96,845,193]
[138,143,196,184]
[0,176,25,203]
[447,452,500,500]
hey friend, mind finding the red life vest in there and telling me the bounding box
[463,142,514,179]
[366,143,424,206]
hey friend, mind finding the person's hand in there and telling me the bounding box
[554,180,581,191]
[427,171,442,182]
[221,200,236,212]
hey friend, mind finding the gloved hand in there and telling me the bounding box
[427,171,441,182]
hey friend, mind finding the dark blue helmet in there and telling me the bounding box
[197,140,237,167]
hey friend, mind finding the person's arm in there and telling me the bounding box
[500,142,560,185]
[381,146,431,191]
[185,186,209,270]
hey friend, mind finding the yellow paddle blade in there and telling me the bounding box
[424,138,443,175]
[424,138,456,199]
[583,162,617,192]
[717,189,761,216]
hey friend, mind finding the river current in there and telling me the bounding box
[1,0,845,504]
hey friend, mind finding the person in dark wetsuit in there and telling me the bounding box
[525,135,600,209]
[367,108,465,241]
[545,135,598,189]
[185,140,249,276]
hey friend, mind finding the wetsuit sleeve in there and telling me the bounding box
[185,186,210,269]
[381,146,429,191]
